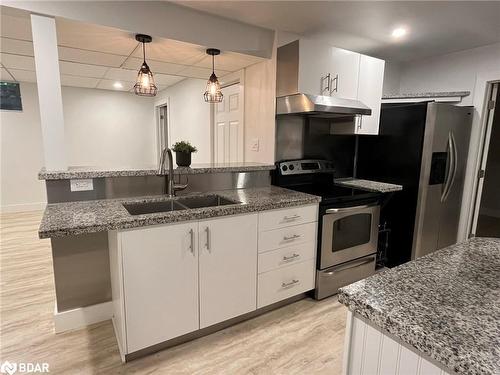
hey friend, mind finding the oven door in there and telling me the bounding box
[320,204,380,269]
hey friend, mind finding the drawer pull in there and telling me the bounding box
[283,234,301,241]
[281,279,300,288]
[282,253,300,262]
[282,214,301,222]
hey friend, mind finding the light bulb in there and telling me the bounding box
[392,27,407,39]
[141,73,150,87]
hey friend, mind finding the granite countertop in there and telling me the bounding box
[38,162,275,180]
[335,178,403,193]
[339,237,500,375]
[382,91,470,99]
[38,186,320,238]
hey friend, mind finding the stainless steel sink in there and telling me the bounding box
[176,195,240,209]
[123,195,240,215]
[123,200,187,215]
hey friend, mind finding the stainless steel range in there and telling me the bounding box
[273,159,382,299]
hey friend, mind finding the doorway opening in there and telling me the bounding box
[156,103,169,162]
[471,82,500,237]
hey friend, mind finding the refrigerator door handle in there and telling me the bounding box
[441,131,458,202]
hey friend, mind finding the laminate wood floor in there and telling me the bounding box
[0,211,346,374]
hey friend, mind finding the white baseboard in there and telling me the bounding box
[54,301,113,333]
[0,202,46,213]
[479,207,500,218]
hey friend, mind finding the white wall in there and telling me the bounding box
[155,79,211,164]
[382,61,401,96]
[1,83,156,212]
[398,43,500,106]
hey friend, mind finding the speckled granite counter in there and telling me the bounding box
[39,186,320,238]
[335,178,403,193]
[382,91,470,99]
[339,237,500,375]
[38,162,275,180]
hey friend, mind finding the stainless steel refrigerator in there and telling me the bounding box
[357,102,472,267]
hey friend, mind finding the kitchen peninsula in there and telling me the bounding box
[339,237,500,375]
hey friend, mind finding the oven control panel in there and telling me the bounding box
[278,159,335,175]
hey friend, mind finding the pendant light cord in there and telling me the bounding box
[142,42,146,63]
[212,54,215,74]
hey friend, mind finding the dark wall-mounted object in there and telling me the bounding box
[0,82,23,111]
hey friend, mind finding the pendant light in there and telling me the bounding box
[204,48,223,103]
[134,34,158,97]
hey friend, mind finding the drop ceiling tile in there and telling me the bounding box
[176,65,231,80]
[59,61,108,79]
[1,53,35,70]
[0,67,14,81]
[131,37,206,66]
[0,37,34,56]
[60,75,99,89]
[104,67,138,82]
[56,18,137,56]
[58,46,125,68]
[122,57,186,76]
[194,52,263,72]
[0,13,32,41]
[96,79,132,92]
[9,69,36,83]
[153,74,185,86]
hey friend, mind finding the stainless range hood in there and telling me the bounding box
[276,93,371,117]
[276,40,371,119]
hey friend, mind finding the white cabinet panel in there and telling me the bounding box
[379,334,400,375]
[356,55,385,135]
[199,214,258,328]
[258,222,317,253]
[398,346,420,375]
[121,222,199,353]
[259,204,318,231]
[298,39,333,96]
[329,47,361,100]
[419,358,442,375]
[362,324,383,371]
[257,259,315,308]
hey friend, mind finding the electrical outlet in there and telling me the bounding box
[70,179,94,192]
[250,138,259,151]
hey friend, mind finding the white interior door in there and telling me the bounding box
[214,83,244,163]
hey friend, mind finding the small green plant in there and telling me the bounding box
[171,141,197,153]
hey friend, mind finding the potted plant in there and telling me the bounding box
[171,141,197,167]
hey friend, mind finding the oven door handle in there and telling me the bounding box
[326,203,377,214]
[324,256,376,274]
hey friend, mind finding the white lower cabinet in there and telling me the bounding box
[120,222,199,353]
[109,204,318,359]
[199,214,258,328]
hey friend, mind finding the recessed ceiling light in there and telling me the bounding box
[113,82,123,89]
[392,27,408,39]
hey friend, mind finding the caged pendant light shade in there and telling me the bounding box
[204,48,223,103]
[134,34,158,97]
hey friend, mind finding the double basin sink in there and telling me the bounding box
[123,194,240,216]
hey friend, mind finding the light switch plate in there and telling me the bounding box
[70,179,94,192]
[251,138,259,151]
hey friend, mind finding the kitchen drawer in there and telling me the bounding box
[259,204,318,231]
[258,259,315,308]
[258,241,315,274]
[258,222,317,253]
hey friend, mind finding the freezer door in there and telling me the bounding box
[415,103,472,258]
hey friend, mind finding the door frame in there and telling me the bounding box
[212,70,245,163]
[154,97,171,163]
[459,71,500,240]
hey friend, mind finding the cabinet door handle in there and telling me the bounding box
[321,73,331,94]
[189,228,195,255]
[205,227,211,252]
[282,214,301,222]
[283,234,301,241]
[281,279,299,288]
[330,74,338,94]
[282,253,300,262]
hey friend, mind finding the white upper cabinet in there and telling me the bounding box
[198,213,258,328]
[356,55,385,135]
[328,47,361,100]
[121,221,199,353]
[296,39,334,96]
